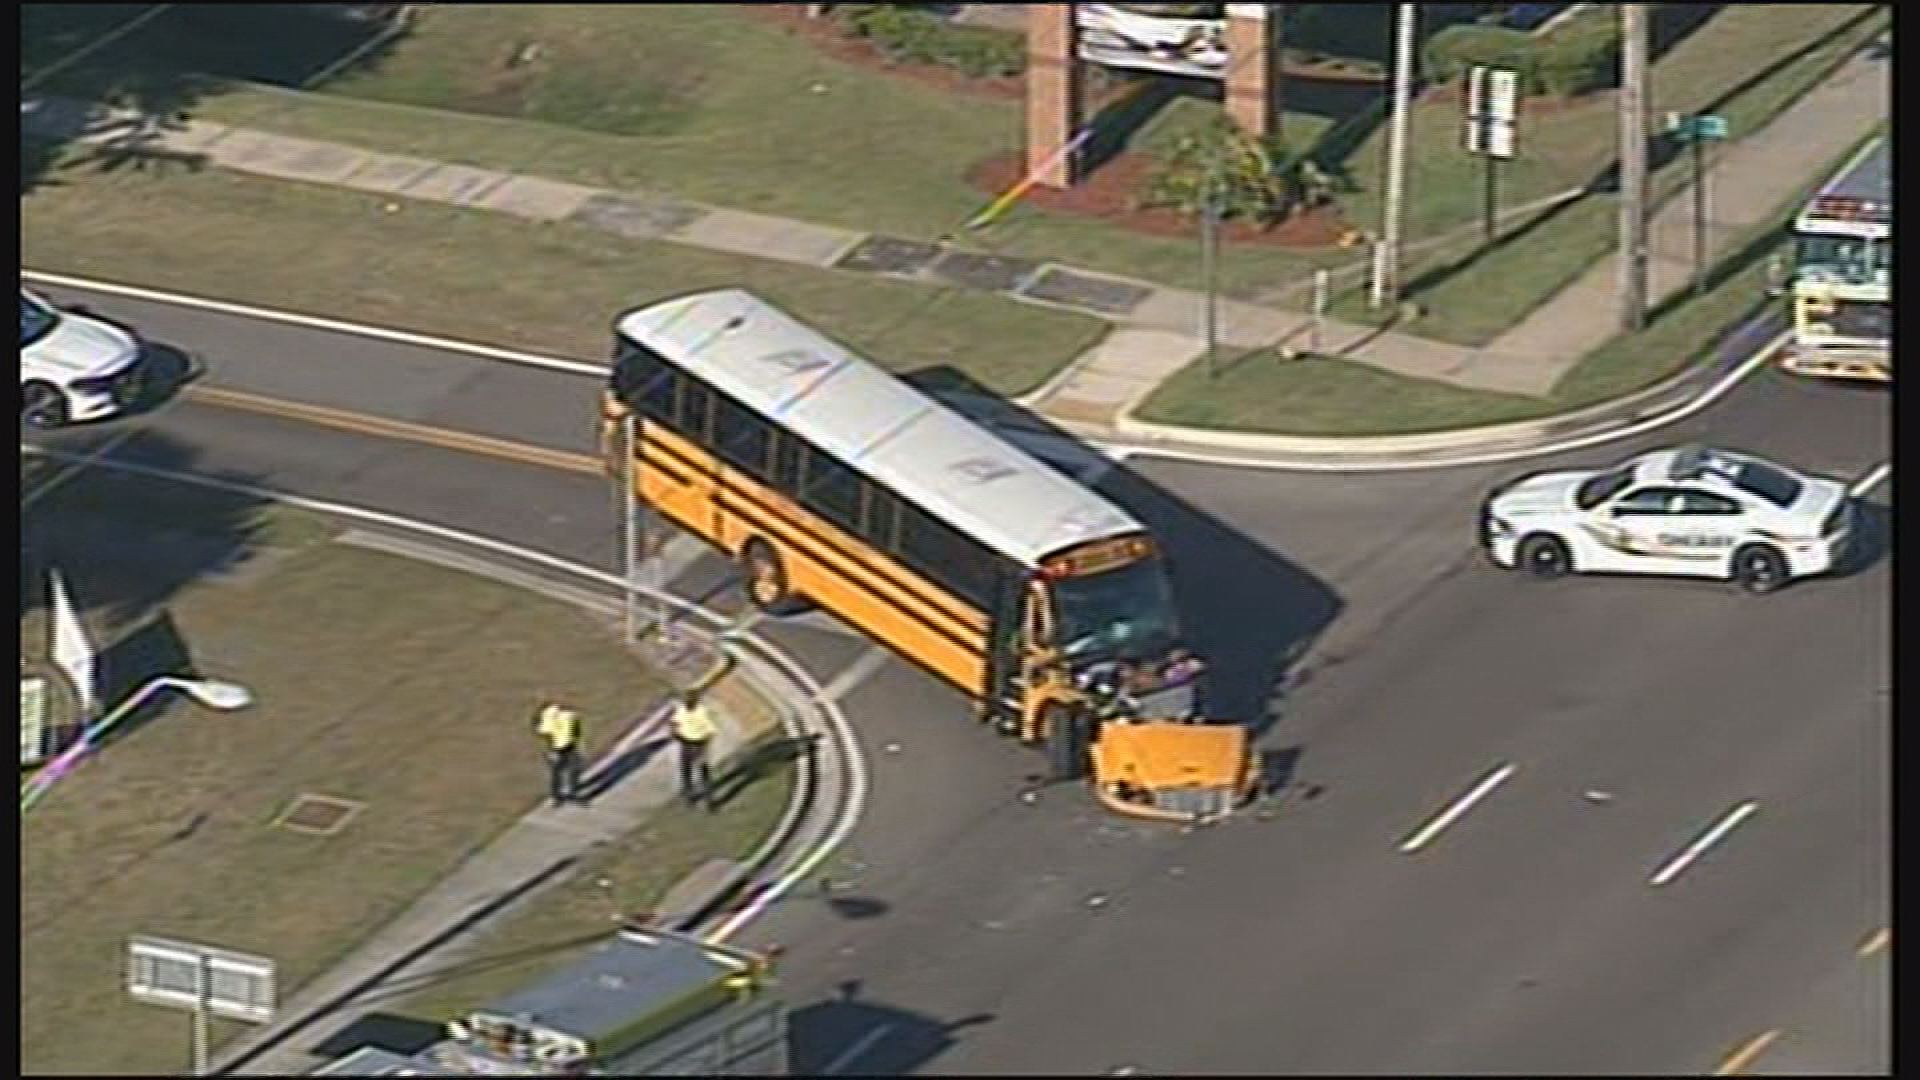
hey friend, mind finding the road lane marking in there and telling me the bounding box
[1649,801,1758,886]
[20,441,871,953]
[818,647,892,704]
[1713,1029,1780,1075]
[1848,461,1890,498]
[24,269,1790,475]
[22,269,607,377]
[823,1024,896,1076]
[22,5,175,91]
[1397,762,1517,854]
[1858,927,1890,958]
[184,384,602,474]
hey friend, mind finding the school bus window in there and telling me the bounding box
[800,447,863,531]
[638,364,677,418]
[612,341,668,409]
[769,431,803,493]
[713,394,773,479]
[676,380,716,440]
[861,486,903,550]
[898,502,995,607]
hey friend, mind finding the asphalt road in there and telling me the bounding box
[23,283,1890,1075]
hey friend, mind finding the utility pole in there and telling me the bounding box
[1617,2,1650,332]
[1201,160,1222,378]
[1372,2,1417,311]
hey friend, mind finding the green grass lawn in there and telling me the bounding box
[25,4,1874,311]
[21,462,749,1075]
[1323,3,1886,346]
[1139,119,1888,437]
[20,139,1106,397]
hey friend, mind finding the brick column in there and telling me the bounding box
[1224,3,1282,143]
[1025,2,1083,189]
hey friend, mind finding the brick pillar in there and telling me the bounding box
[1224,3,1282,143]
[1026,2,1083,189]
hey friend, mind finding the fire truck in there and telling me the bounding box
[1781,136,1890,382]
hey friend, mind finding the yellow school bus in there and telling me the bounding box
[598,289,1219,788]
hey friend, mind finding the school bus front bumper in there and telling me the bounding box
[1089,722,1256,825]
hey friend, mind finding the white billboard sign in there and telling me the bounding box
[128,936,277,1024]
[1077,4,1229,80]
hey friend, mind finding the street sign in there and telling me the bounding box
[1462,66,1518,161]
[1666,113,1728,142]
[22,675,49,766]
[129,936,277,1023]
[1467,66,1520,123]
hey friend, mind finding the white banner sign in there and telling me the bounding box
[1077,4,1229,80]
[48,571,97,722]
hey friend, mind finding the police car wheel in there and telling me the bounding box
[1517,534,1571,579]
[1731,544,1788,594]
[21,383,69,429]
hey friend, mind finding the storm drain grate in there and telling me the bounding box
[272,793,365,836]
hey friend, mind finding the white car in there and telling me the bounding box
[20,288,145,428]
[1481,445,1854,593]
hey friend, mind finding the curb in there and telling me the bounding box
[1093,311,1789,470]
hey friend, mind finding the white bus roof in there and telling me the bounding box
[616,289,1142,566]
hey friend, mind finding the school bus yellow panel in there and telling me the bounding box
[629,421,990,697]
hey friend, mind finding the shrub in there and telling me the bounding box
[1423,24,1540,91]
[1534,17,1620,98]
[837,4,1025,78]
[1139,116,1293,225]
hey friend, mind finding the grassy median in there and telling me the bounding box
[19,458,788,1074]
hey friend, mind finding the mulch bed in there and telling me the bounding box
[966,151,1354,249]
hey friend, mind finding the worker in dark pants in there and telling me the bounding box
[535,702,584,806]
[671,688,717,811]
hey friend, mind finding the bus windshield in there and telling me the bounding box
[1054,558,1180,662]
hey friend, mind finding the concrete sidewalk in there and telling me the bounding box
[1474,38,1890,394]
[18,25,1887,451]
[207,530,796,1077]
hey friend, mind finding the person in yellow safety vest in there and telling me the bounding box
[671,688,717,811]
[534,702,585,806]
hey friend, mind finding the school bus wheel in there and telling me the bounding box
[1044,702,1091,782]
[740,538,805,615]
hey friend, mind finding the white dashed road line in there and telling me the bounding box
[1397,762,1518,854]
[1650,801,1759,887]
[1848,461,1890,498]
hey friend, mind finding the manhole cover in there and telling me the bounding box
[273,793,364,836]
[931,250,1043,292]
[1022,269,1152,315]
[834,234,942,275]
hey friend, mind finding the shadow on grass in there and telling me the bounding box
[21,430,278,743]
[708,731,822,811]
[21,3,413,192]
[912,367,1344,747]
[790,979,994,1077]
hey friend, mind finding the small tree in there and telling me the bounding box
[1139,116,1291,224]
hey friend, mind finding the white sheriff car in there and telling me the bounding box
[21,288,145,428]
[1481,445,1854,593]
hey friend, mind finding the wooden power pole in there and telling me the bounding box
[1617,3,1650,332]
